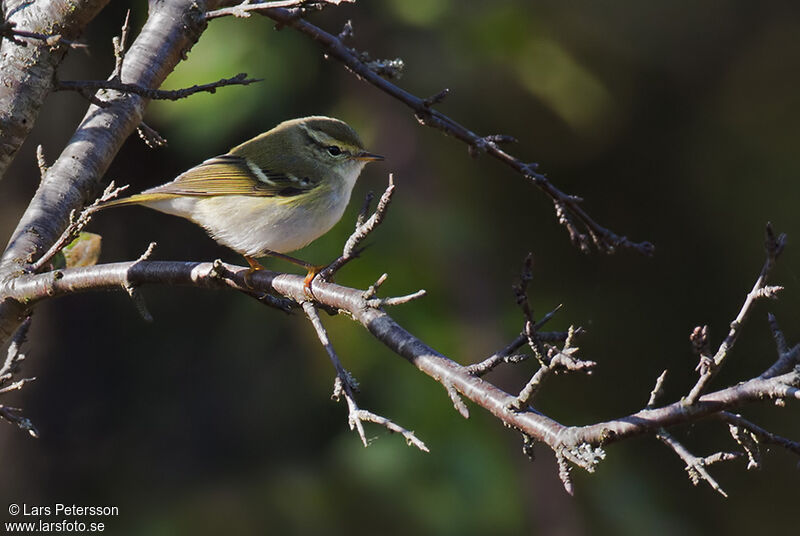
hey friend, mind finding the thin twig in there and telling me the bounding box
[0,20,85,49]
[514,253,547,365]
[0,316,31,382]
[258,8,654,256]
[685,223,787,404]
[366,289,426,308]
[556,452,574,496]
[111,10,131,80]
[466,304,569,376]
[35,145,48,178]
[656,430,740,497]
[362,273,388,300]
[646,370,669,409]
[444,381,469,419]
[719,411,800,458]
[0,317,38,438]
[509,326,593,410]
[205,0,352,20]
[760,313,800,379]
[57,73,262,103]
[0,406,39,438]
[137,122,168,148]
[319,175,395,281]
[302,301,427,451]
[30,182,128,273]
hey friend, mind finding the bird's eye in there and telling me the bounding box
[327,145,342,156]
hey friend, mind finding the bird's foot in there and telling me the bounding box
[244,256,264,288]
[303,265,325,300]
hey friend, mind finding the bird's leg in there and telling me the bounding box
[243,256,265,288]
[260,251,323,298]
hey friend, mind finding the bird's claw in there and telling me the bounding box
[303,265,324,300]
[244,256,264,288]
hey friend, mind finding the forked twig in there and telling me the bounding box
[0,317,38,438]
[656,429,741,497]
[684,223,786,404]
[30,182,128,273]
[302,302,427,451]
[319,175,395,281]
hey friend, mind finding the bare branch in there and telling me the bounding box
[35,145,49,177]
[362,272,388,300]
[319,175,395,281]
[555,452,575,496]
[656,430,740,497]
[256,8,654,256]
[205,0,353,20]
[1,256,798,476]
[366,289,426,308]
[0,20,85,49]
[0,0,223,345]
[57,73,262,104]
[302,301,427,451]
[351,409,429,452]
[0,317,38,438]
[760,313,800,379]
[30,182,128,273]
[337,19,354,41]
[466,305,571,377]
[685,223,787,404]
[137,122,168,148]
[0,0,108,179]
[509,328,594,411]
[112,10,132,80]
[0,316,31,382]
[444,381,470,419]
[646,370,669,409]
[720,411,800,459]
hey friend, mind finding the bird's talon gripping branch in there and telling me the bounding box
[243,256,264,288]
[303,265,325,299]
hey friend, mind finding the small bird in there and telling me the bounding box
[97,116,383,286]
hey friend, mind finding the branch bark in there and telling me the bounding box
[0,0,225,346]
[248,7,654,257]
[2,258,796,477]
[0,0,109,179]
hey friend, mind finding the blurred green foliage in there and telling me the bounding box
[1,1,799,535]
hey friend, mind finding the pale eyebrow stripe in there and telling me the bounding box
[298,123,360,154]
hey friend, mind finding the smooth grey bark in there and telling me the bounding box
[0,0,109,178]
[0,0,223,345]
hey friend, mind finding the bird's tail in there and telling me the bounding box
[92,192,178,212]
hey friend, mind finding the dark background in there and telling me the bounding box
[1,1,799,534]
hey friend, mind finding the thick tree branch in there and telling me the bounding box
[0,1,796,496]
[0,0,226,346]
[0,0,108,179]
[2,255,796,480]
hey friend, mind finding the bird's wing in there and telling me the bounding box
[142,154,320,198]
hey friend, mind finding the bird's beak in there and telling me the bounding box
[354,151,384,162]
